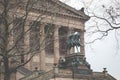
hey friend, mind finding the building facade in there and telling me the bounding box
[0,0,116,80]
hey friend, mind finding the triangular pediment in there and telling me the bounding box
[32,0,89,20]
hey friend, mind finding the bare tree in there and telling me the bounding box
[83,0,120,44]
[0,0,59,80]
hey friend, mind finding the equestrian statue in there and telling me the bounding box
[66,32,82,54]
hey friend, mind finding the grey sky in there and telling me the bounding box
[60,0,120,80]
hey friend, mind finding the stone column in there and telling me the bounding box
[80,30,85,56]
[39,23,46,71]
[9,23,16,80]
[54,25,60,65]
[24,22,31,68]
[68,27,74,54]
[8,23,13,49]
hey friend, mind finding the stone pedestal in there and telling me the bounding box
[58,53,92,75]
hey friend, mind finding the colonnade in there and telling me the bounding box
[24,22,85,71]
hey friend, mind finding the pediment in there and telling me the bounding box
[32,0,89,20]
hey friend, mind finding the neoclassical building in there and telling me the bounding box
[0,0,116,80]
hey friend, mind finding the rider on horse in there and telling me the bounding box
[66,32,82,54]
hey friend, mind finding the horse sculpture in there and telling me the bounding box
[66,32,81,54]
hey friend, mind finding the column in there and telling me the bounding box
[24,22,31,68]
[39,23,46,71]
[8,23,13,49]
[54,25,60,65]
[9,23,16,80]
[68,27,74,54]
[80,30,85,56]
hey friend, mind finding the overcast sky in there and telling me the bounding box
[60,0,120,80]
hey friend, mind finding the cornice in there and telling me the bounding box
[51,0,90,21]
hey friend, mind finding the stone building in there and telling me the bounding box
[0,0,116,80]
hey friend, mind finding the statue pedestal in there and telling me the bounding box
[59,53,92,75]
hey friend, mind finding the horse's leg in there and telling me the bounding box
[67,48,71,54]
[76,46,79,53]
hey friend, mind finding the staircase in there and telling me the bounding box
[19,69,54,80]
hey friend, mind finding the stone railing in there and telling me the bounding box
[20,69,54,80]
[31,69,54,80]
[20,71,40,80]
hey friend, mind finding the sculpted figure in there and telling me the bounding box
[66,32,81,54]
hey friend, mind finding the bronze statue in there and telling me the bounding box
[66,32,81,54]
